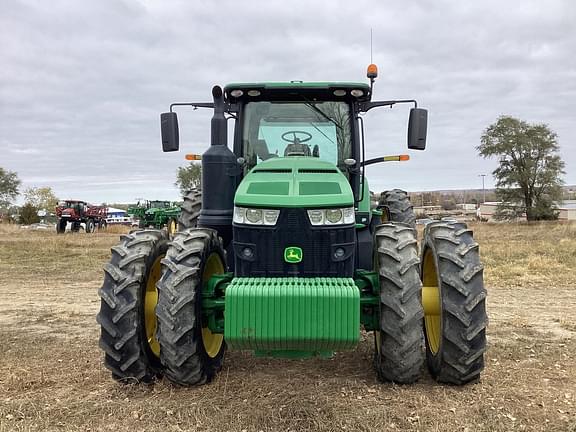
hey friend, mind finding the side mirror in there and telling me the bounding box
[161,112,179,152]
[408,108,428,150]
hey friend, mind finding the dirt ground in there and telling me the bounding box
[0,222,575,432]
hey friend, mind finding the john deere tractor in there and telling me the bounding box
[97,66,487,386]
[127,200,181,236]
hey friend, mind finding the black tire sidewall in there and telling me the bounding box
[57,218,66,233]
[178,191,202,231]
[379,189,416,227]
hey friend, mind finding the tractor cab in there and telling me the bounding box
[226,82,369,175]
[147,200,171,209]
[56,200,87,218]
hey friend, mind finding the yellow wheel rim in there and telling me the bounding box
[201,253,225,358]
[422,248,442,354]
[144,255,163,357]
[168,219,177,236]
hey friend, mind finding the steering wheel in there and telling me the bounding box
[281,131,312,144]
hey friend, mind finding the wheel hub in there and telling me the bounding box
[144,256,163,357]
[202,253,225,358]
[422,249,441,354]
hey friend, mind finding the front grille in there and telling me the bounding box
[233,208,355,277]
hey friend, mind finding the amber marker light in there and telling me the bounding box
[185,154,202,161]
[367,63,378,79]
[381,155,410,162]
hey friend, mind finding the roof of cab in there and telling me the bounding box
[223,82,371,102]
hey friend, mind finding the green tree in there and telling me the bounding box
[477,116,565,221]
[19,203,40,225]
[0,167,21,210]
[24,187,59,211]
[175,163,202,195]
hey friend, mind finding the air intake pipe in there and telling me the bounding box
[198,85,238,247]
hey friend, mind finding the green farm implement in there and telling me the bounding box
[127,200,181,236]
[98,65,487,386]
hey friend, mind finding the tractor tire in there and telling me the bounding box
[373,223,424,384]
[96,229,169,383]
[156,228,226,386]
[99,220,107,231]
[379,189,416,228]
[56,218,66,234]
[178,190,202,231]
[421,221,487,385]
[85,219,95,234]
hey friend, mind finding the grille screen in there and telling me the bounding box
[234,208,355,277]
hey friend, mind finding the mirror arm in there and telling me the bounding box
[360,99,418,112]
[361,156,408,167]
[169,102,214,112]
[169,102,238,114]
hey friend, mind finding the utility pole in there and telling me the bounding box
[479,174,486,203]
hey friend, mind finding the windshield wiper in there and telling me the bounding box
[300,96,342,130]
[308,122,335,144]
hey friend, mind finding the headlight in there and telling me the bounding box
[326,209,343,224]
[246,208,262,223]
[233,206,280,226]
[307,207,355,226]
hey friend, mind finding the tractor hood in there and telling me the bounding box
[234,158,354,208]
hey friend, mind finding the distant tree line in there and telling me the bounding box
[0,167,60,224]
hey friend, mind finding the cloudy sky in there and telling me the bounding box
[1,0,575,204]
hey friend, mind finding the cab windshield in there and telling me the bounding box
[242,101,352,170]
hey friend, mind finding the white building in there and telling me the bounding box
[477,201,576,221]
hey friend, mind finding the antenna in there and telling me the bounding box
[370,28,373,64]
[367,28,378,94]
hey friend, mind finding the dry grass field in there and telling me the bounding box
[0,222,575,432]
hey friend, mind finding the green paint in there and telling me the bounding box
[246,182,290,195]
[254,350,334,359]
[299,182,341,195]
[355,270,381,331]
[284,246,303,263]
[234,158,354,208]
[201,272,233,334]
[224,277,360,352]
[202,271,381,346]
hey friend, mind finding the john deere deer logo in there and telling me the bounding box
[284,246,303,263]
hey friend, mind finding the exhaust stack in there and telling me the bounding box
[198,86,238,247]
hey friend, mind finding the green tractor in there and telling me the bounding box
[97,66,487,386]
[127,200,182,237]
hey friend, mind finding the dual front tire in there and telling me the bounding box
[97,228,226,385]
[374,221,487,385]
